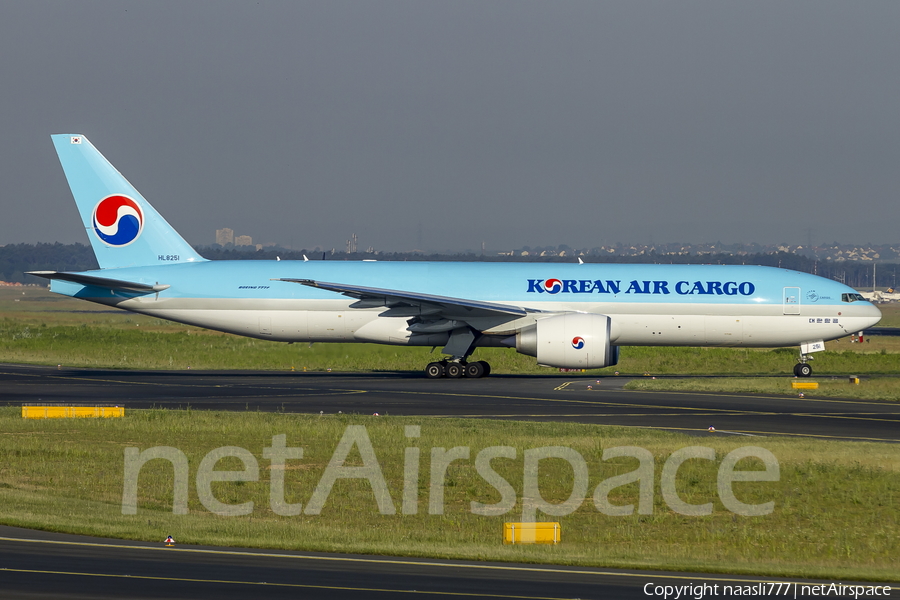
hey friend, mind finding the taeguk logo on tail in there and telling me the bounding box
[572,336,585,349]
[92,195,144,246]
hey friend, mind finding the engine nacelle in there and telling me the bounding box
[514,313,618,369]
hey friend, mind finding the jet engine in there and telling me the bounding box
[511,313,618,369]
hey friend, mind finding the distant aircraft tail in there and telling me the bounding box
[51,134,206,269]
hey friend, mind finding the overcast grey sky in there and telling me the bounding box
[2,1,898,252]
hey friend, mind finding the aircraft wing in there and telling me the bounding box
[27,271,170,294]
[273,278,535,318]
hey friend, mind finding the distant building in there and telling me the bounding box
[235,235,253,246]
[216,228,234,246]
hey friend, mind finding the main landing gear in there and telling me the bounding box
[425,327,491,379]
[425,360,492,379]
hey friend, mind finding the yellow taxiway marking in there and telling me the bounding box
[377,383,900,421]
[0,567,558,598]
[621,386,900,408]
[382,388,900,430]
[637,426,898,443]
[424,419,897,442]
[327,387,900,440]
[2,538,895,590]
[0,369,370,399]
[442,413,759,418]
[785,412,900,424]
[385,388,774,413]
[554,380,603,391]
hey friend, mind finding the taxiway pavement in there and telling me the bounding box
[3,526,895,600]
[1,364,898,441]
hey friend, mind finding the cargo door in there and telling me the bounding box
[783,287,801,315]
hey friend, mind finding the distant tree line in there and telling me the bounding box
[1,243,98,283]
[3,243,897,290]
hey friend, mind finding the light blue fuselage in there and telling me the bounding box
[51,260,881,348]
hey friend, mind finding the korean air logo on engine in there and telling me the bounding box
[571,336,585,350]
[92,195,144,247]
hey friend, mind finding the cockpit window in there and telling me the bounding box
[841,293,867,303]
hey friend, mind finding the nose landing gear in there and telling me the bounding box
[794,348,814,377]
[793,362,813,377]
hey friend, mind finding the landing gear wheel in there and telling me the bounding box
[479,361,491,377]
[425,362,445,379]
[446,362,464,378]
[464,361,486,378]
[794,363,813,377]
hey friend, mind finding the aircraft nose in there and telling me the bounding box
[861,303,883,328]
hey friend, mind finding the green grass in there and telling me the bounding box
[874,303,900,328]
[4,319,900,376]
[0,408,897,580]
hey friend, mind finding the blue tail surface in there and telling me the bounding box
[51,134,205,269]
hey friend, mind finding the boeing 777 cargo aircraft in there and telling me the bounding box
[29,135,882,378]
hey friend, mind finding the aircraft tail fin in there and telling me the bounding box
[51,134,206,269]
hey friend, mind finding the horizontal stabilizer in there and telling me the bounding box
[27,271,170,293]
[274,278,533,317]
